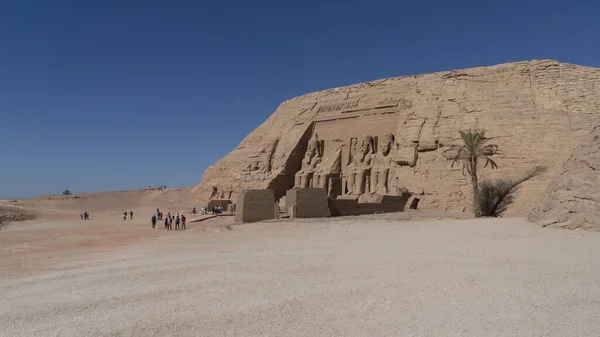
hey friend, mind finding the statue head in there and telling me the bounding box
[306,133,321,157]
[359,135,374,155]
[349,138,357,153]
[380,133,394,156]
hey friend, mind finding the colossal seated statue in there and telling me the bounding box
[294,134,322,188]
[346,135,375,195]
[369,133,395,195]
[313,144,344,195]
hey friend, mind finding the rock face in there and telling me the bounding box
[0,206,36,227]
[193,60,600,214]
[528,126,600,230]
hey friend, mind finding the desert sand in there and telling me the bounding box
[2,194,600,336]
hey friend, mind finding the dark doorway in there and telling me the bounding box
[409,198,420,210]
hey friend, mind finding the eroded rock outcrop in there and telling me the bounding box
[193,60,600,214]
[528,126,600,230]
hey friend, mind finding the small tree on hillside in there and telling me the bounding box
[62,189,72,195]
[446,129,499,213]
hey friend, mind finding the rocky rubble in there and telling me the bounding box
[528,126,600,230]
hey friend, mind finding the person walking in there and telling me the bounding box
[164,216,168,229]
[167,216,172,231]
[151,214,157,229]
[130,211,134,220]
[181,214,186,230]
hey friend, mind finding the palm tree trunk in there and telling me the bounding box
[470,158,479,203]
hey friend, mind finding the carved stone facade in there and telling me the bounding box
[289,131,420,200]
[193,60,600,215]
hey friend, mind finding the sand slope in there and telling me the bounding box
[2,188,200,223]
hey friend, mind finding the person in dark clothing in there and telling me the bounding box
[164,217,168,229]
[175,216,180,230]
[151,215,157,229]
[181,215,186,230]
[130,211,133,219]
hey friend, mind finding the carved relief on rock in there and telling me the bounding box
[244,138,279,175]
[393,116,441,168]
[294,133,323,188]
[417,119,440,152]
[348,137,358,165]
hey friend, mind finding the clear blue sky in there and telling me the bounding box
[1,0,599,198]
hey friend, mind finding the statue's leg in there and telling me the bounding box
[378,169,389,194]
[319,174,328,189]
[295,174,301,188]
[302,172,314,188]
[356,171,366,194]
[347,172,355,195]
[370,171,378,195]
[300,174,308,188]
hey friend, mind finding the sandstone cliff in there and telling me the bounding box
[528,126,600,229]
[193,60,600,214]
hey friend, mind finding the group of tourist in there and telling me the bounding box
[79,211,90,220]
[147,185,168,190]
[76,208,194,231]
[201,205,229,215]
[122,211,134,221]
[151,209,186,230]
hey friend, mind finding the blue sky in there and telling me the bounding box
[1,0,599,198]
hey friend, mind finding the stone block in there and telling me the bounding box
[286,188,330,218]
[328,198,360,216]
[234,189,276,224]
[379,193,411,212]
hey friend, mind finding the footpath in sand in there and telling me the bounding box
[2,213,600,336]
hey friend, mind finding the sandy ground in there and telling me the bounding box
[2,212,600,336]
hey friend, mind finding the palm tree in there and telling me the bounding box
[448,129,499,200]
